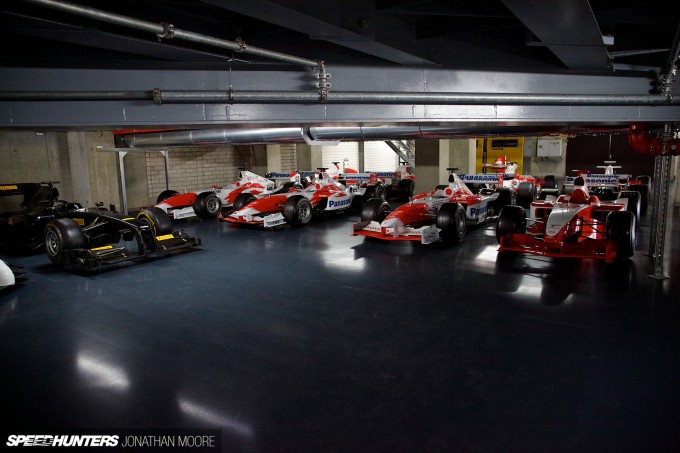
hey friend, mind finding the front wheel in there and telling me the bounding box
[283,195,313,227]
[233,192,257,211]
[136,206,173,236]
[156,189,180,204]
[436,203,466,245]
[606,211,636,260]
[496,205,526,244]
[361,198,390,222]
[193,192,222,218]
[44,218,86,266]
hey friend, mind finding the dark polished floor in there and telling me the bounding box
[1,203,679,452]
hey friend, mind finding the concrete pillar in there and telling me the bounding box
[296,144,322,170]
[448,139,476,174]
[249,144,268,176]
[66,131,91,207]
[414,139,450,193]
[267,144,282,172]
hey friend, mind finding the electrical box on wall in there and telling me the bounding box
[536,136,565,161]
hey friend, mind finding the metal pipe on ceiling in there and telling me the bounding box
[22,0,320,68]
[2,89,678,105]
[157,90,678,105]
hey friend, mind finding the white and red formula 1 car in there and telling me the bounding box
[496,176,637,263]
[351,168,515,245]
[154,168,295,220]
[472,155,550,208]
[223,168,386,228]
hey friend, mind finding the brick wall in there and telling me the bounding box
[145,146,253,204]
[280,143,297,172]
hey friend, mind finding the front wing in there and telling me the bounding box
[499,233,617,263]
[63,231,201,269]
[352,220,440,244]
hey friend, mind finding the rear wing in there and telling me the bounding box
[458,174,503,184]
[564,174,619,187]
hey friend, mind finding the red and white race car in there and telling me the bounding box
[351,168,515,245]
[477,155,548,207]
[223,168,386,228]
[154,169,295,220]
[496,176,637,263]
[327,159,416,201]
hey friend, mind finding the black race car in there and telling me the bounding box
[1,182,200,269]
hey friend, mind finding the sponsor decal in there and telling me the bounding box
[0,185,18,190]
[156,234,174,241]
[458,174,499,183]
[73,218,85,226]
[469,205,487,218]
[328,198,352,208]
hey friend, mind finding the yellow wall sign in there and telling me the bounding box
[475,137,525,173]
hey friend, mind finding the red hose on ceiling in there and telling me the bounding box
[628,123,680,156]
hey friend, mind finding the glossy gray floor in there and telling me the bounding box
[1,206,679,452]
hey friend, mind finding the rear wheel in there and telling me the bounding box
[619,190,641,222]
[283,195,313,227]
[361,198,390,222]
[233,193,257,211]
[156,189,180,204]
[496,205,526,244]
[628,184,649,216]
[490,188,515,215]
[193,192,222,218]
[517,182,535,208]
[365,183,386,200]
[436,203,466,245]
[397,179,415,201]
[606,211,636,260]
[44,218,86,266]
[136,207,173,236]
[543,175,557,189]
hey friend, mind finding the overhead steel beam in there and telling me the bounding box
[500,0,611,71]
[200,0,436,66]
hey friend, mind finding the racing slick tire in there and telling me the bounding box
[619,190,641,222]
[517,182,536,208]
[627,184,649,216]
[436,203,466,245]
[283,195,313,227]
[489,188,515,216]
[233,193,257,211]
[543,175,557,189]
[496,205,526,244]
[136,207,173,236]
[606,211,636,260]
[156,189,180,204]
[193,192,222,219]
[397,179,415,201]
[365,183,387,200]
[361,198,391,222]
[44,218,86,266]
